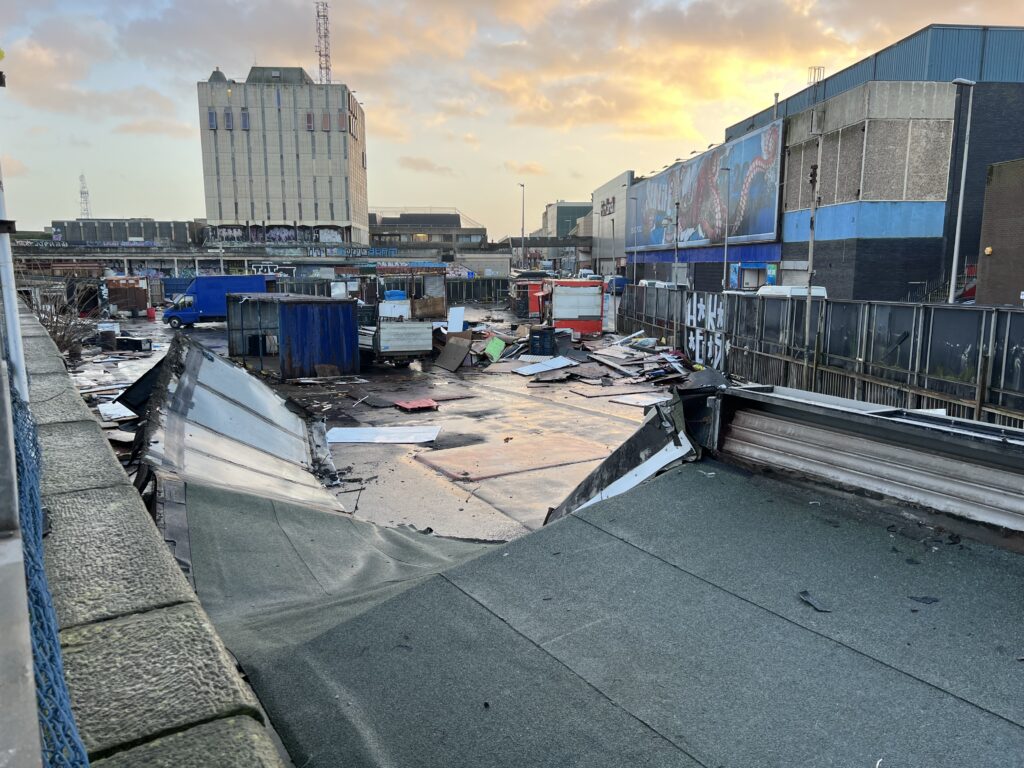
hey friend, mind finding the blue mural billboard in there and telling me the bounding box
[627,120,782,251]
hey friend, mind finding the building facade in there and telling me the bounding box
[976,157,1024,306]
[51,219,199,246]
[541,202,592,238]
[369,209,486,253]
[590,171,633,276]
[622,24,1024,300]
[197,66,369,244]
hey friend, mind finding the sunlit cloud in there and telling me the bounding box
[114,119,194,138]
[2,0,1023,235]
[1,154,29,178]
[398,156,457,176]
[505,160,547,176]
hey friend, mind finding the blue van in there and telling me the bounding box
[163,275,272,328]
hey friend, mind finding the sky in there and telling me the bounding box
[0,0,1020,238]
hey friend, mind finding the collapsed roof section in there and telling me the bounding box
[709,386,1024,533]
[136,335,342,514]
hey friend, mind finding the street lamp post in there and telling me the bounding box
[673,201,680,276]
[629,196,639,285]
[518,182,525,268]
[803,131,824,389]
[948,78,976,304]
[718,166,731,291]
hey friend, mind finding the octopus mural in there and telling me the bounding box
[631,121,782,249]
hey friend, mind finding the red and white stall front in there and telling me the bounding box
[545,279,604,335]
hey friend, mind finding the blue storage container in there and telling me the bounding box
[384,290,406,300]
[529,327,556,356]
[277,300,360,378]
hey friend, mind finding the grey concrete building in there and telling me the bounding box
[368,209,486,252]
[51,219,199,246]
[626,25,1024,300]
[590,171,633,276]
[976,157,1024,306]
[197,66,369,244]
[541,201,592,238]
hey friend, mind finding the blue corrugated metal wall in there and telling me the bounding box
[726,25,1024,140]
[983,29,1024,80]
[277,302,360,379]
[927,26,983,81]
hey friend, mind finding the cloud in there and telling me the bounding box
[445,131,481,149]
[504,161,547,176]
[367,101,413,142]
[115,119,195,138]
[398,156,456,176]
[1,154,28,178]
[4,19,178,119]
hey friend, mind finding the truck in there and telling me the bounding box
[162,275,273,328]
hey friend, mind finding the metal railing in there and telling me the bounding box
[618,285,1024,428]
[446,277,510,304]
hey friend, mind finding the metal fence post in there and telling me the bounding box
[0,172,29,402]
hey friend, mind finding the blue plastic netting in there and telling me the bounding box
[10,377,90,766]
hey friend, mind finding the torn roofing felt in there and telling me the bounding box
[545,395,695,524]
[188,460,1024,768]
[138,334,342,512]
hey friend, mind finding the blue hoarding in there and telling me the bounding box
[627,120,783,251]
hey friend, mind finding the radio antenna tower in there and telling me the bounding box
[314,2,331,84]
[79,173,92,219]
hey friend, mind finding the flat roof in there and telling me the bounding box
[188,458,1024,766]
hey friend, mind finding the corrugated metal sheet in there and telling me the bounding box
[783,85,815,116]
[721,409,1024,531]
[278,300,360,378]
[927,27,984,81]
[982,28,1024,80]
[824,58,874,99]
[143,336,343,513]
[875,29,929,80]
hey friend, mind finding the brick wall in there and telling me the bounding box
[976,158,1024,306]
[942,83,1024,274]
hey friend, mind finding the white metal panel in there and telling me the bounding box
[553,285,602,320]
[378,322,433,353]
[379,300,411,319]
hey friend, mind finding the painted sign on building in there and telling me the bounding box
[628,120,782,251]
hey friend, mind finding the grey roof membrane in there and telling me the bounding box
[189,461,1024,767]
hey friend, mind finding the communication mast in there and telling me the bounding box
[314,2,331,85]
[79,174,92,219]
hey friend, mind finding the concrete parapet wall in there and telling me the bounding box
[18,304,285,766]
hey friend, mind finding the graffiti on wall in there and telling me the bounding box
[628,120,782,251]
[684,292,725,368]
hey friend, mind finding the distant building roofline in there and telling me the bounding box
[726,23,1024,141]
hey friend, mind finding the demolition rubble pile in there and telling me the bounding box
[432,321,731,404]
